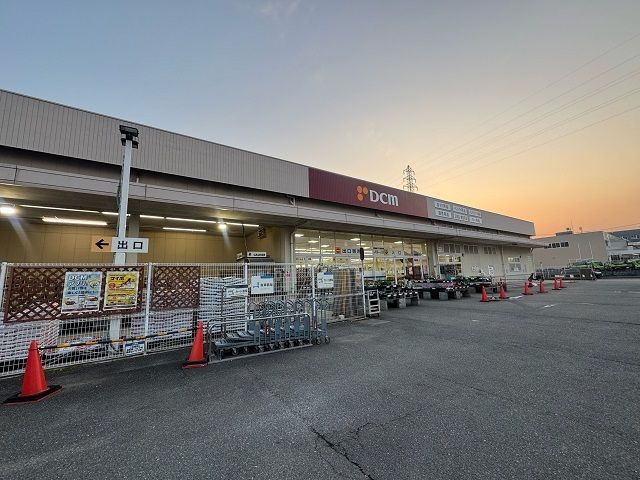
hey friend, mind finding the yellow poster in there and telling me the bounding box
[103,271,140,310]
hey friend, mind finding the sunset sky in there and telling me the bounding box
[1,0,638,236]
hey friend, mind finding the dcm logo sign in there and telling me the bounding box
[356,185,399,206]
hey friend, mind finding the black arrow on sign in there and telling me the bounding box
[95,238,109,250]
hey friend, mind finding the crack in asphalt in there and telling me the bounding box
[310,426,375,480]
[243,363,371,479]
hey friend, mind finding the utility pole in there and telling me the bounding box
[114,125,139,265]
[402,165,417,192]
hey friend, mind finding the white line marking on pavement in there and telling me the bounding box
[510,295,523,299]
[577,302,597,306]
[542,304,556,308]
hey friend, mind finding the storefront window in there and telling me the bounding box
[294,229,431,282]
[507,256,522,273]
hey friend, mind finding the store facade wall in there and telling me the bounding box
[0,221,246,263]
[244,226,293,262]
[435,240,534,278]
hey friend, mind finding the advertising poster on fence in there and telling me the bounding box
[250,274,274,295]
[61,272,102,312]
[103,271,140,310]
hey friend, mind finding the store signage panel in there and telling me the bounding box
[251,275,274,295]
[316,272,334,289]
[335,247,360,255]
[426,197,535,235]
[308,168,428,217]
[247,251,267,258]
[225,285,249,298]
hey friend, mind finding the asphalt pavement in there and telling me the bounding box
[1,278,639,479]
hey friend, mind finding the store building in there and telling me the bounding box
[532,230,636,266]
[0,90,541,278]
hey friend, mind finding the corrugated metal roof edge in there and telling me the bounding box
[1,89,535,229]
[0,88,307,170]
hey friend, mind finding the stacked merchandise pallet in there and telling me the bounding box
[199,276,247,335]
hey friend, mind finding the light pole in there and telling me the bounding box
[109,126,138,342]
[114,125,139,265]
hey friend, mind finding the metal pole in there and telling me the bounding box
[0,262,7,314]
[114,138,133,265]
[244,262,249,319]
[361,260,366,317]
[311,265,316,319]
[110,126,138,342]
[143,263,153,354]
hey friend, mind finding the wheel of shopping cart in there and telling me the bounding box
[257,346,264,353]
[231,347,238,356]
[315,337,322,345]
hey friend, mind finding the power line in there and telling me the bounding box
[421,103,640,189]
[418,66,640,176]
[415,36,640,174]
[420,85,640,187]
[535,221,640,237]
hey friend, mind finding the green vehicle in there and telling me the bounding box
[569,261,603,278]
[605,262,629,271]
[625,258,640,269]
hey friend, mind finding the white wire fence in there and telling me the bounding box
[0,262,365,377]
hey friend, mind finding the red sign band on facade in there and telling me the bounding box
[308,168,428,218]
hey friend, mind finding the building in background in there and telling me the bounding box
[0,89,542,279]
[533,230,638,267]
[610,228,640,248]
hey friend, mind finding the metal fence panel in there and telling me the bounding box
[0,262,359,377]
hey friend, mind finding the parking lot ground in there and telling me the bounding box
[1,278,639,479]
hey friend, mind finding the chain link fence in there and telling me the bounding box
[0,262,364,377]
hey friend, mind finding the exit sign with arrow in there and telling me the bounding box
[91,236,149,253]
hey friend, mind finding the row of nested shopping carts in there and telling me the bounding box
[209,296,330,359]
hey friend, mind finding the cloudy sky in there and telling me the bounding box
[1,0,638,235]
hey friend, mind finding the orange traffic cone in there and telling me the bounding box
[480,286,489,302]
[559,278,566,289]
[4,341,61,405]
[539,280,547,293]
[182,321,208,368]
[553,278,560,290]
[523,281,533,295]
[499,284,509,300]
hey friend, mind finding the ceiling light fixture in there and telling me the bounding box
[321,244,329,248]
[1,205,17,215]
[20,204,99,213]
[294,233,304,238]
[42,216,107,226]
[166,217,217,224]
[226,222,243,226]
[140,215,165,219]
[218,223,227,230]
[243,224,260,228]
[163,227,206,232]
[351,238,360,242]
[308,240,319,244]
[102,211,130,217]
[394,241,403,244]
